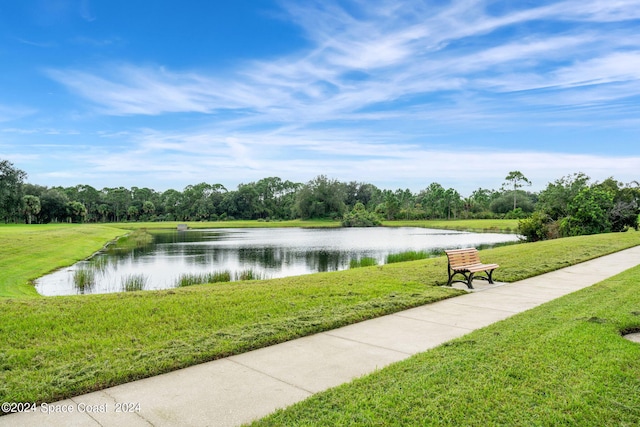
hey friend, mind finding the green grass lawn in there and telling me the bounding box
[384,219,520,233]
[251,264,640,426]
[1,223,639,413]
[108,218,343,230]
[113,218,519,233]
[0,260,463,404]
[0,224,128,297]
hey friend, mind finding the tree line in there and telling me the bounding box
[1,159,638,240]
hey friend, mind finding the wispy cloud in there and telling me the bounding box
[32,0,640,191]
[0,104,36,122]
[15,37,57,48]
[46,66,228,115]
[26,125,640,193]
[46,0,640,126]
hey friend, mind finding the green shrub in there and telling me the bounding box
[342,203,382,227]
[517,212,551,242]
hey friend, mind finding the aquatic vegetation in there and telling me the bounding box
[386,250,433,264]
[176,271,232,287]
[234,269,268,281]
[122,274,147,292]
[88,255,110,274]
[177,270,266,286]
[349,257,378,268]
[73,267,95,293]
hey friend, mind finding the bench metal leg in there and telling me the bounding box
[447,269,475,289]
[466,272,475,289]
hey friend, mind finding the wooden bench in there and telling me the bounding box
[444,248,499,289]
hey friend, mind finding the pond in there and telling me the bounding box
[35,227,520,296]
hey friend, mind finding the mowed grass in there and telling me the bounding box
[0,224,128,297]
[252,264,640,426]
[0,263,462,404]
[110,218,518,232]
[384,219,520,233]
[1,223,639,409]
[109,219,343,230]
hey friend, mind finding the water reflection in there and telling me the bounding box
[36,227,520,296]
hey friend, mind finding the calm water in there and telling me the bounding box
[35,227,520,296]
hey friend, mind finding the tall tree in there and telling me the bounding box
[443,188,462,220]
[160,189,184,221]
[383,190,400,220]
[102,187,131,222]
[418,182,447,219]
[295,175,346,219]
[67,184,101,222]
[503,171,531,210]
[0,160,27,223]
[40,188,69,223]
[22,195,41,224]
[68,201,88,223]
[468,188,494,214]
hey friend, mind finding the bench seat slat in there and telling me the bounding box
[456,263,499,273]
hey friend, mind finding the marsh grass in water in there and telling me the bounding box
[176,270,267,287]
[122,274,147,292]
[234,269,268,281]
[88,256,110,274]
[386,250,434,264]
[176,271,232,287]
[73,267,95,293]
[349,257,378,268]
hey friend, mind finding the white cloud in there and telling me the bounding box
[44,0,640,129]
[0,104,36,122]
[46,66,236,116]
[30,0,640,192]
[22,124,638,195]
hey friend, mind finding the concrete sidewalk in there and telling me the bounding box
[3,246,640,427]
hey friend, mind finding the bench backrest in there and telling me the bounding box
[445,248,481,268]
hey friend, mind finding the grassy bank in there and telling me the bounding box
[384,219,520,233]
[108,219,343,230]
[0,263,462,404]
[0,224,128,297]
[113,218,519,233]
[0,229,639,406]
[0,219,519,298]
[252,264,640,426]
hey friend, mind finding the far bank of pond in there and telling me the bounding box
[35,227,520,296]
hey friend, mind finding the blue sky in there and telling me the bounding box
[1,0,639,196]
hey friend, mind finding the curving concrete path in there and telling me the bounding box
[2,246,640,427]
